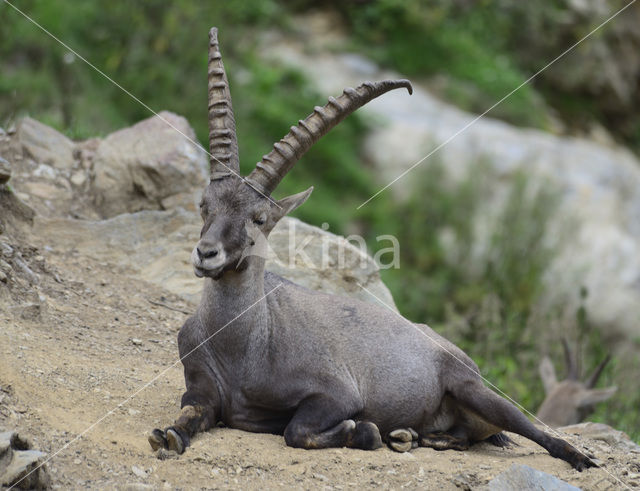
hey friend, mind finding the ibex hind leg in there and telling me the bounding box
[448,378,596,471]
[419,427,470,451]
[284,395,383,450]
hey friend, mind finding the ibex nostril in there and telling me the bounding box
[200,248,219,259]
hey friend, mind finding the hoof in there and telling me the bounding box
[166,428,185,454]
[389,440,412,452]
[349,421,383,450]
[148,429,167,451]
[388,428,418,453]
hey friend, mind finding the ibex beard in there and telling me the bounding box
[148,27,596,472]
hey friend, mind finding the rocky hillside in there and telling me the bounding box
[1,114,639,489]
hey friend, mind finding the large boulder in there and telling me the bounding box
[2,113,208,220]
[92,111,208,217]
[15,118,75,171]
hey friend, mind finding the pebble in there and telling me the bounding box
[131,338,143,346]
[0,242,13,258]
[131,465,147,479]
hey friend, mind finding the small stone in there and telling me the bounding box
[0,242,14,258]
[0,156,10,184]
[155,448,178,460]
[131,338,143,346]
[18,302,42,320]
[0,270,6,283]
[131,465,147,479]
[70,170,87,187]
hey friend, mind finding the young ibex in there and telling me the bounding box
[149,27,595,471]
[537,339,617,427]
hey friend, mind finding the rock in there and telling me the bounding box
[263,28,640,345]
[69,170,87,187]
[0,241,14,258]
[16,302,43,320]
[92,111,208,218]
[0,430,50,489]
[559,422,640,453]
[37,209,397,309]
[0,156,10,184]
[130,465,147,479]
[484,464,580,491]
[15,117,75,170]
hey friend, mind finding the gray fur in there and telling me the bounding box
[149,27,596,471]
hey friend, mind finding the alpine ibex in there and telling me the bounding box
[537,339,617,427]
[148,27,595,471]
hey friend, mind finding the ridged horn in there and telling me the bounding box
[208,27,240,179]
[246,79,413,194]
[585,354,611,389]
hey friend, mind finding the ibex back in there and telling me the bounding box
[149,27,595,471]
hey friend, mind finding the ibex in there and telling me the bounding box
[148,27,595,471]
[537,339,617,427]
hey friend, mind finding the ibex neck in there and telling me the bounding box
[197,262,267,337]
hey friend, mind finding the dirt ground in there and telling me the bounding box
[1,211,639,490]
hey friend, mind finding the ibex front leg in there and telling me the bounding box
[149,362,219,454]
[149,402,215,454]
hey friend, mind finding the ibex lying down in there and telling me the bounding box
[149,27,595,471]
[537,339,617,427]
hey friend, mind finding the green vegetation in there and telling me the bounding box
[330,0,551,128]
[1,1,637,440]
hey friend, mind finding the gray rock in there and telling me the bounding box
[0,430,50,489]
[36,209,397,309]
[0,241,14,258]
[91,111,208,218]
[485,464,580,491]
[15,117,75,170]
[559,422,640,454]
[0,156,10,184]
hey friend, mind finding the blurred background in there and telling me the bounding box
[1,1,639,439]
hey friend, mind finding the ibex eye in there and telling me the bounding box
[253,218,265,226]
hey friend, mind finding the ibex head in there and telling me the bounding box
[192,28,412,280]
[536,338,617,427]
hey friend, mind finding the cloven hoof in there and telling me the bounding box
[388,428,419,452]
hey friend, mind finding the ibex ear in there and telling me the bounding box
[539,356,558,394]
[272,187,313,221]
[577,386,617,408]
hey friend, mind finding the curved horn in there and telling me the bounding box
[246,79,413,194]
[562,338,578,381]
[208,27,240,179]
[585,354,611,388]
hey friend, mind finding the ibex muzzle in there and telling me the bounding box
[149,27,597,473]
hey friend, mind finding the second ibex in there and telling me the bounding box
[149,27,595,471]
